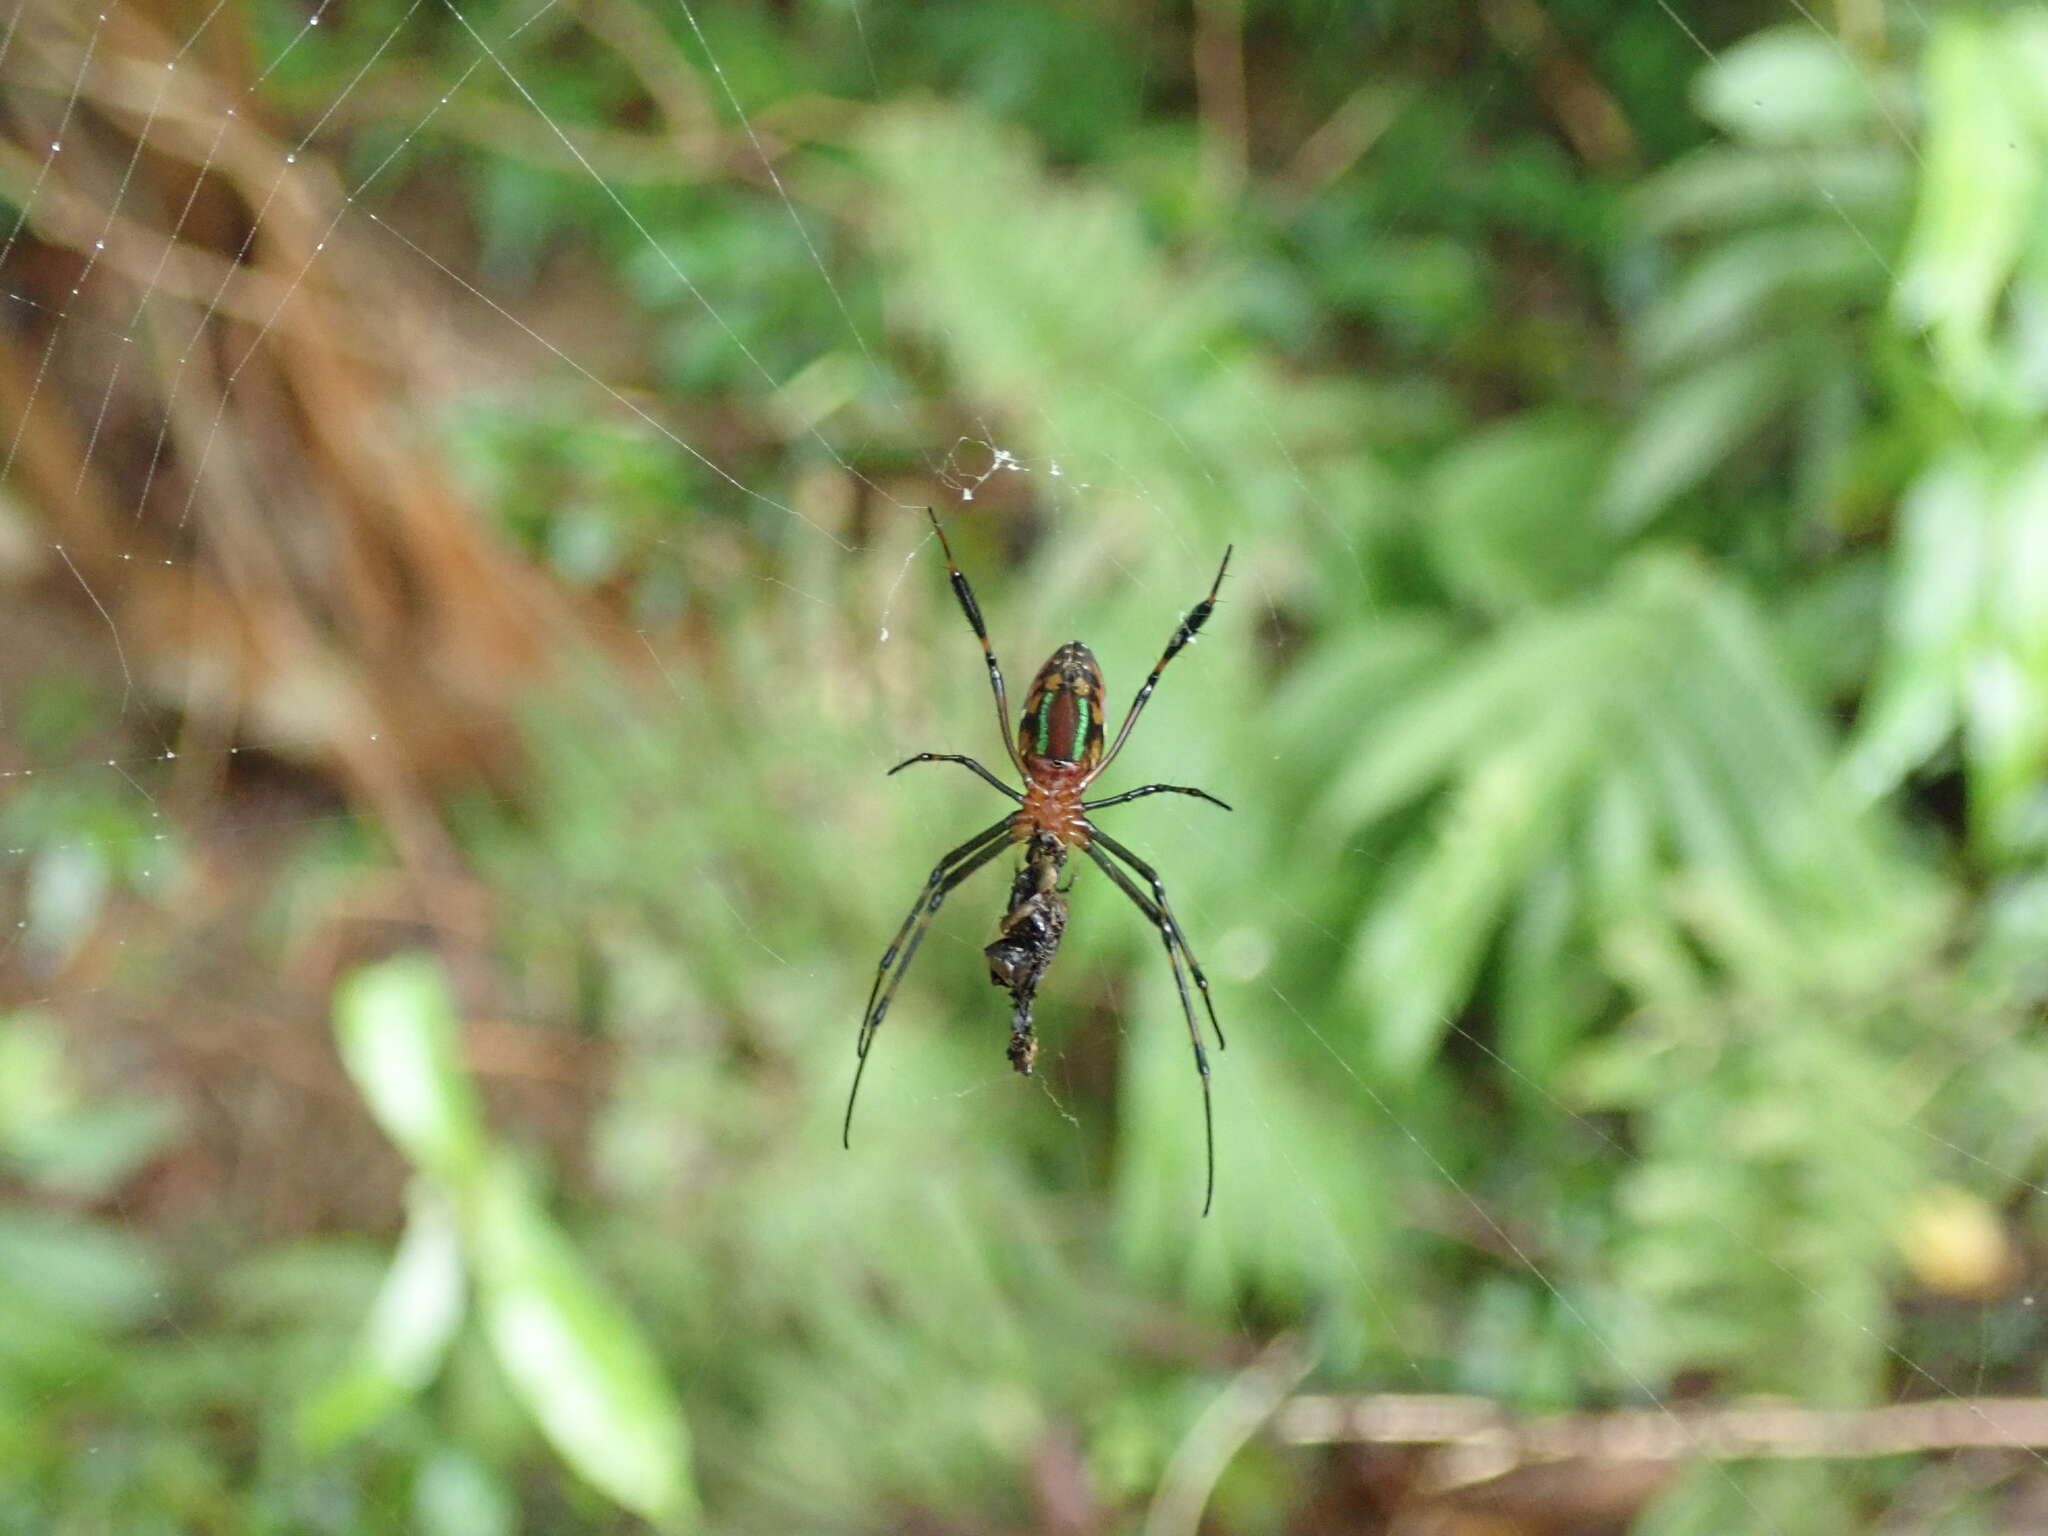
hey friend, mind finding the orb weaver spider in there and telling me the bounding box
[843,508,1233,1213]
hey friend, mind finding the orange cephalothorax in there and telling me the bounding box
[1018,642,1105,772]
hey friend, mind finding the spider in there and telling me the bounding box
[843,508,1233,1213]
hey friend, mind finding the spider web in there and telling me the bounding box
[0,1,2043,1531]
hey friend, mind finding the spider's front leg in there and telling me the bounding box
[924,508,1027,776]
[1093,545,1232,778]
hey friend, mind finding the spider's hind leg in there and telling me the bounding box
[1082,838,1219,1216]
[1091,827,1225,1053]
[844,814,1016,1146]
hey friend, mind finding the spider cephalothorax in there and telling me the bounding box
[844,507,1233,1213]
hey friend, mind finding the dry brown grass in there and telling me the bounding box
[0,0,575,874]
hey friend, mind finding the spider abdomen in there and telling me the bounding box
[1018,642,1106,771]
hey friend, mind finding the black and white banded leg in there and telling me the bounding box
[924,508,1027,776]
[1082,783,1231,813]
[1083,841,1218,1216]
[1091,826,1225,1053]
[844,815,1016,1145]
[1094,545,1233,776]
[889,752,1021,801]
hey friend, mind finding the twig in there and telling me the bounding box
[1191,0,1247,206]
[1144,1335,1317,1536]
[1480,0,1637,171]
[1276,1392,2048,1494]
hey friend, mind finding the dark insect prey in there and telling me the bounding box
[843,508,1233,1213]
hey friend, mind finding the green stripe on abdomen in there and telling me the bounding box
[1031,687,1092,761]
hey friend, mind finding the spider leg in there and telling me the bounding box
[844,814,1018,1147]
[925,508,1028,776]
[1090,827,1226,1054]
[1081,783,1232,813]
[1083,842,1217,1217]
[888,753,1022,801]
[1091,545,1232,779]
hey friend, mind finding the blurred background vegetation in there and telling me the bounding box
[4,0,2048,1530]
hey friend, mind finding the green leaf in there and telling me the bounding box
[1603,341,1799,530]
[0,1210,167,1329]
[1635,225,1880,371]
[1355,709,1592,1077]
[299,1182,468,1451]
[1844,454,1983,802]
[1498,853,1589,1079]
[861,102,1350,537]
[1269,616,1453,768]
[1313,606,1616,832]
[0,1013,180,1198]
[1896,17,2041,400]
[10,1096,183,1201]
[1849,444,2048,860]
[1424,413,1613,611]
[1960,448,2048,856]
[473,1158,696,1531]
[1634,145,1905,237]
[1692,27,1885,146]
[414,1447,517,1536]
[333,953,488,1191]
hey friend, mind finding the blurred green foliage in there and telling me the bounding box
[12,0,2048,1531]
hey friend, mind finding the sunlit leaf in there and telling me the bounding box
[1850,446,2048,858]
[1896,17,2040,399]
[1312,606,1620,832]
[1844,454,1983,801]
[333,953,488,1192]
[299,1182,468,1451]
[1692,27,1886,147]
[1633,145,1905,236]
[1961,449,2048,855]
[414,1446,517,1536]
[1355,709,1593,1076]
[472,1158,696,1531]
